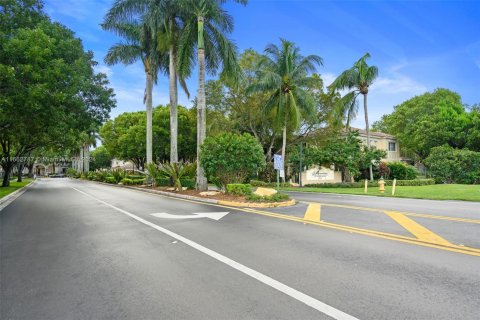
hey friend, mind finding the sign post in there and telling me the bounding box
[273,154,283,189]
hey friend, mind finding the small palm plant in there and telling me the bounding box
[147,162,196,191]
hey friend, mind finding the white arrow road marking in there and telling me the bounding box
[150,212,229,221]
[72,186,358,320]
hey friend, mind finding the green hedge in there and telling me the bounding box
[250,180,292,188]
[246,193,289,202]
[121,178,144,185]
[180,178,195,189]
[105,176,116,184]
[305,179,435,188]
[226,184,252,195]
[155,178,171,186]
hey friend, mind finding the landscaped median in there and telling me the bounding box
[0,179,33,199]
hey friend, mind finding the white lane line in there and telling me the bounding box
[71,186,358,320]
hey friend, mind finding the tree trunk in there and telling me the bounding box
[2,163,13,187]
[17,162,24,182]
[169,46,178,163]
[363,93,373,181]
[196,16,208,191]
[281,122,287,183]
[27,163,34,178]
[146,71,153,165]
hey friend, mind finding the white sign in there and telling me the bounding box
[273,154,283,170]
[306,167,334,181]
[151,212,229,221]
[279,170,285,178]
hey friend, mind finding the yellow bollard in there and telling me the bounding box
[392,178,397,195]
[364,179,368,193]
[378,178,385,194]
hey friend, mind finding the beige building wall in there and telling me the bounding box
[355,129,401,162]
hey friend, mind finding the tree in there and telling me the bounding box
[329,53,378,181]
[102,19,165,166]
[103,0,192,164]
[100,105,197,168]
[90,146,112,171]
[373,89,478,160]
[0,12,115,186]
[178,0,247,191]
[200,133,265,188]
[247,39,322,181]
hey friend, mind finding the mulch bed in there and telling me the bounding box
[145,186,251,202]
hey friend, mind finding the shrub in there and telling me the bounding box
[226,184,252,196]
[105,176,116,184]
[425,145,480,184]
[250,180,268,187]
[112,169,126,183]
[66,168,79,178]
[246,192,289,202]
[387,162,418,180]
[200,133,266,188]
[180,178,195,189]
[304,179,434,188]
[147,162,195,190]
[121,178,144,185]
[377,162,391,179]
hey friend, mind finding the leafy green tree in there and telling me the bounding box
[90,146,113,171]
[0,13,115,186]
[200,133,265,188]
[179,0,247,191]
[100,105,196,169]
[329,53,378,180]
[425,145,480,184]
[373,89,478,160]
[247,39,322,180]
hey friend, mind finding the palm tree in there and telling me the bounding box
[102,20,163,166]
[247,39,322,181]
[103,0,190,164]
[329,53,378,181]
[178,0,247,191]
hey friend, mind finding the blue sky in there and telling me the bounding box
[44,0,480,129]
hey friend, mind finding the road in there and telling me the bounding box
[1,178,479,319]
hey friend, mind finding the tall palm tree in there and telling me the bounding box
[178,0,247,191]
[104,0,190,164]
[102,20,163,166]
[329,53,378,181]
[247,39,322,181]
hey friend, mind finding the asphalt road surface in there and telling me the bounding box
[1,178,479,320]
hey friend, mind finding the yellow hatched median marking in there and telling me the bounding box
[384,211,452,246]
[303,203,321,222]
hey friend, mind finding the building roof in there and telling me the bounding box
[349,127,396,139]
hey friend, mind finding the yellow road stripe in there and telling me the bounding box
[313,202,480,224]
[384,211,452,246]
[304,203,321,222]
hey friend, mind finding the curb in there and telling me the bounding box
[84,180,296,208]
[0,179,36,212]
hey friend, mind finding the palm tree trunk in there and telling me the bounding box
[146,71,153,165]
[364,93,373,181]
[281,121,287,183]
[196,16,208,191]
[169,47,178,163]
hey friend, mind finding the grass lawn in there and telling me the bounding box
[0,179,33,199]
[280,184,480,202]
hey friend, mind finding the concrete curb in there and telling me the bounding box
[0,179,36,212]
[85,180,296,208]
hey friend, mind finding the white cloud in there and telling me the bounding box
[94,65,113,77]
[321,72,337,89]
[371,74,427,95]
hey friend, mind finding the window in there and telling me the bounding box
[388,141,396,152]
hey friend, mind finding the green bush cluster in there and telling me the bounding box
[246,193,290,202]
[425,145,480,184]
[305,179,434,188]
[250,180,292,188]
[121,178,144,185]
[386,162,418,180]
[66,168,80,178]
[226,184,252,195]
[200,133,266,188]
